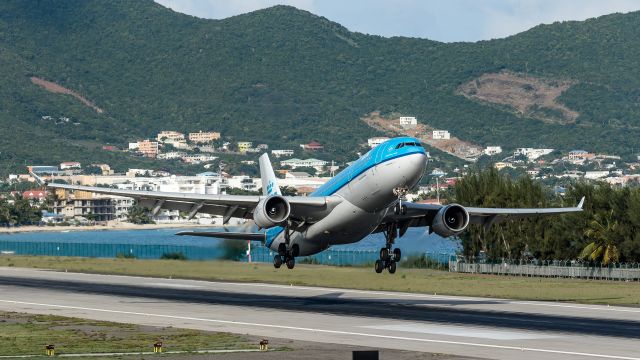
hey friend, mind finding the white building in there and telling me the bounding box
[399,116,417,129]
[514,148,554,161]
[128,142,139,150]
[584,171,610,180]
[367,137,390,148]
[60,162,81,170]
[280,158,328,170]
[157,151,187,160]
[181,154,217,164]
[272,150,294,158]
[432,130,451,140]
[225,176,260,192]
[484,146,503,156]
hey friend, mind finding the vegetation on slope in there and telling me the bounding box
[1,1,639,174]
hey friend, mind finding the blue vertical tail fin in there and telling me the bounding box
[259,153,281,196]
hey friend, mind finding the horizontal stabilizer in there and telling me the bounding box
[175,231,265,241]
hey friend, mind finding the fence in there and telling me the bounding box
[0,241,224,260]
[449,259,640,281]
[249,247,379,266]
[0,240,455,268]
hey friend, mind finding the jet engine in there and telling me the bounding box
[431,204,469,237]
[253,195,291,229]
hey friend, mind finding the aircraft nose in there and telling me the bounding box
[404,152,427,186]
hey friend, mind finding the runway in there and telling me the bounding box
[0,267,638,360]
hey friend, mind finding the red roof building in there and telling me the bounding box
[22,189,48,200]
[302,141,324,151]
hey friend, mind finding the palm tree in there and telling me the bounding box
[580,210,620,265]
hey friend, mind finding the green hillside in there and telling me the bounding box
[1,0,639,174]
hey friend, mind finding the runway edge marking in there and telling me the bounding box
[0,299,638,360]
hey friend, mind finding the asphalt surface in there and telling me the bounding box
[0,267,638,360]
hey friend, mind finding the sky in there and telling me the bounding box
[154,0,640,42]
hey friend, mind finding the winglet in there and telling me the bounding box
[29,171,47,186]
[577,196,585,209]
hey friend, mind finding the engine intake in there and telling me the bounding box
[253,195,291,229]
[431,204,469,237]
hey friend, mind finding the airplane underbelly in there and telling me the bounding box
[291,201,384,255]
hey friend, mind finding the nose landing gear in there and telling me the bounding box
[375,222,402,274]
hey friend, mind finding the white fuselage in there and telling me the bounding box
[269,152,427,256]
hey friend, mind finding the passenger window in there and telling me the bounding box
[395,143,404,149]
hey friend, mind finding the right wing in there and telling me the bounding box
[46,182,341,224]
[378,197,584,235]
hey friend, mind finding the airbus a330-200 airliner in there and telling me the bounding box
[42,137,584,273]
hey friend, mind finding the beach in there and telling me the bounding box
[0,222,218,234]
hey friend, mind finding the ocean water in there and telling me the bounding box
[0,227,460,264]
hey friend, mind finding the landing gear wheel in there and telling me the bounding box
[388,261,397,274]
[273,255,282,269]
[380,248,389,260]
[374,260,384,273]
[286,257,296,269]
[278,243,287,257]
[393,248,402,262]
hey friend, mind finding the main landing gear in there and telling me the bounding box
[273,226,298,270]
[375,222,402,274]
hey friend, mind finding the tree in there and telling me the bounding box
[9,195,42,225]
[126,203,154,224]
[580,210,620,265]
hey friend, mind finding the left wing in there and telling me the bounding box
[45,182,340,224]
[379,197,584,235]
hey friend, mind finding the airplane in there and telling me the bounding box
[39,137,584,274]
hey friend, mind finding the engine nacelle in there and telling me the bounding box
[253,195,291,229]
[431,204,469,237]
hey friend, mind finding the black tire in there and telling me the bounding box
[388,261,397,274]
[291,244,300,257]
[374,260,384,273]
[393,248,402,262]
[278,244,287,257]
[380,247,389,260]
[286,257,296,269]
[273,255,282,269]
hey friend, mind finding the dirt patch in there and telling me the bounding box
[30,76,104,113]
[362,112,483,161]
[457,71,578,124]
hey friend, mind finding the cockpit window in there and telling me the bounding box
[395,141,420,149]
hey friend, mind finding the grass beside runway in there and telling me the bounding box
[0,310,255,357]
[1,255,639,306]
